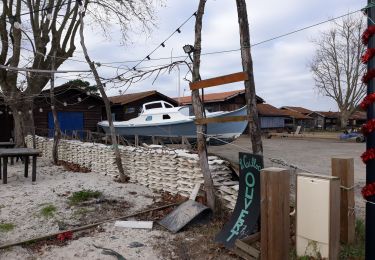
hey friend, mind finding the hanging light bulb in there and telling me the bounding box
[77,97,82,102]
[86,91,90,96]
[39,108,43,113]
[18,111,22,115]
[63,102,67,107]
[8,111,12,115]
[0,111,3,115]
[161,42,166,48]
[46,13,53,20]
[51,105,55,109]
[28,110,32,114]
[176,28,181,33]
[14,21,22,29]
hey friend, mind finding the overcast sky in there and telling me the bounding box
[58,0,365,111]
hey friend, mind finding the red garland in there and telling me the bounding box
[362,26,375,45]
[362,48,375,64]
[363,119,375,136]
[361,148,375,164]
[362,68,375,84]
[360,93,375,110]
[362,182,375,199]
[57,231,73,241]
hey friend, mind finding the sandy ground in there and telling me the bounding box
[0,159,172,260]
[209,136,366,218]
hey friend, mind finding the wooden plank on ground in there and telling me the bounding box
[195,116,250,125]
[241,232,260,245]
[189,72,248,90]
[235,239,260,258]
[232,247,256,260]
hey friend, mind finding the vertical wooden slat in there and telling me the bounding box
[261,167,290,260]
[329,178,341,260]
[331,157,355,244]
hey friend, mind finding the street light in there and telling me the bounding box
[183,44,195,63]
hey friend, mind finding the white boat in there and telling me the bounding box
[98,100,248,140]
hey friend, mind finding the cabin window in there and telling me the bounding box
[165,103,173,108]
[146,116,153,121]
[145,103,163,110]
[125,107,136,114]
[163,114,171,120]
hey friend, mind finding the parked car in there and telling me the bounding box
[339,131,365,143]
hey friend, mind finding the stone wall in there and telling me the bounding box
[26,136,239,210]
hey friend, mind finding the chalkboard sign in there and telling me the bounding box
[215,153,263,248]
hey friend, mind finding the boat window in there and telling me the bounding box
[163,114,171,120]
[164,103,173,108]
[145,103,163,110]
[145,116,153,121]
[124,107,136,114]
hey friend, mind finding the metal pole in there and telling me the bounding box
[367,1,375,259]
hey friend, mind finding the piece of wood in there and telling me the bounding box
[235,239,260,258]
[114,221,153,229]
[329,177,341,260]
[189,72,249,90]
[261,167,289,260]
[195,115,251,125]
[232,247,256,260]
[331,157,355,244]
[32,155,37,182]
[0,202,181,250]
[189,183,201,201]
[241,232,260,245]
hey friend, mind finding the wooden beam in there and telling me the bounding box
[331,157,355,244]
[189,72,249,90]
[235,239,260,258]
[261,167,290,260]
[195,115,251,125]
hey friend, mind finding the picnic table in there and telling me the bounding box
[0,148,40,184]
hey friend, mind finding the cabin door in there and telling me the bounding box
[48,112,84,137]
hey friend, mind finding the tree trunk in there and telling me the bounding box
[235,0,263,155]
[191,0,216,211]
[50,51,61,165]
[79,11,129,183]
[339,110,350,129]
[9,97,34,147]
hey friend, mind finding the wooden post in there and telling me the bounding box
[331,157,355,244]
[261,167,289,260]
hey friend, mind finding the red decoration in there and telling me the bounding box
[362,48,375,64]
[363,119,375,136]
[361,148,375,164]
[360,93,375,110]
[362,182,375,199]
[362,68,375,84]
[362,26,375,45]
[57,231,73,241]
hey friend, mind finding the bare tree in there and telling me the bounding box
[0,0,158,146]
[79,4,128,182]
[235,0,263,155]
[310,15,366,128]
[191,0,216,211]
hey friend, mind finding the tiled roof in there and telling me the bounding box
[281,109,312,119]
[350,111,366,120]
[314,111,340,118]
[281,106,313,114]
[257,103,287,117]
[109,90,177,105]
[176,89,264,104]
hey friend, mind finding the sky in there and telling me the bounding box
[57,0,366,111]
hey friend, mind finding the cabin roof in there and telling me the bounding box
[109,90,178,106]
[176,89,265,105]
[257,103,288,117]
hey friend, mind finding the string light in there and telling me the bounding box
[63,102,68,107]
[28,110,32,114]
[39,108,43,113]
[146,56,151,60]
[176,28,181,33]
[161,42,166,48]
[77,97,82,102]
[18,111,22,115]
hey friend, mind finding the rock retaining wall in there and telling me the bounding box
[26,136,239,210]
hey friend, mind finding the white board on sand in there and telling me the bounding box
[114,221,153,229]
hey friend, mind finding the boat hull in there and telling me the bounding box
[98,106,248,139]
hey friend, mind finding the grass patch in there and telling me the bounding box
[40,204,57,218]
[340,219,365,259]
[68,189,102,205]
[0,223,15,232]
